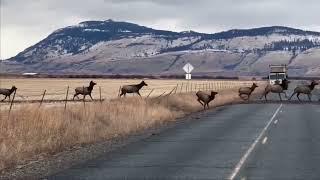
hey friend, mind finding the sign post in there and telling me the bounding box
[183,63,194,80]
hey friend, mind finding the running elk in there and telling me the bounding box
[238,83,258,100]
[0,86,17,101]
[196,91,218,110]
[261,79,290,101]
[289,80,319,101]
[73,81,97,100]
[119,81,148,97]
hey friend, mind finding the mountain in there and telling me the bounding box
[2,19,320,77]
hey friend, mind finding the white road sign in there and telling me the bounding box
[183,63,194,73]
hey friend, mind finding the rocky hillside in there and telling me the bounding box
[2,20,320,77]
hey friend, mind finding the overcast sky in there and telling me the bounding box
[1,0,319,59]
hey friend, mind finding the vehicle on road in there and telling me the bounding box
[268,64,288,85]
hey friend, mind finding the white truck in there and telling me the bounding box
[269,64,288,85]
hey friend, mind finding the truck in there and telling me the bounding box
[268,64,288,85]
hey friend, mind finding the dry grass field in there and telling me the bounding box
[0,78,266,173]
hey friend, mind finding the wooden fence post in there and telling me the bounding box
[185,82,188,92]
[39,90,46,107]
[180,83,183,93]
[167,86,177,96]
[99,86,102,103]
[83,86,85,107]
[64,86,69,110]
[9,89,17,114]
[174,84,178,94]
[147,89,154,98]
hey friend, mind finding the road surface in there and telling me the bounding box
[49,100,320,179]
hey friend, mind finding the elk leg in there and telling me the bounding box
[137,91,142,98]
[207,103,210,109]
[297,93,301,101]
[264,92,268,101]
[278,93,282,101]
[308,94,312,101]
[89,94,93,100]
[289,92,296,100]
[73,93,78,100]
[197,99,204,106]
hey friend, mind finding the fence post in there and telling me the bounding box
[99,86,102,103]
[185,82,188,92]
[190,83,193,92]
[174,84,178,94]
[180,83,183,93]
[83,86,85,107]
[9,89,17,114]
[147,89,154,98]
[39,90,46,107]
[167,86,177,96]
[64,86,69,110]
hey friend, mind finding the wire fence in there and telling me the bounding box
[1,80,265,113]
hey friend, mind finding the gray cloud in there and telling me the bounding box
[1,0,319,59]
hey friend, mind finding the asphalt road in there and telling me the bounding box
[49,81,320,180]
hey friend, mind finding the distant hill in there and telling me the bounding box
[2,19,320,77]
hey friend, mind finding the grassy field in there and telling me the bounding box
[0,78,266,173]
[0,78,257,102]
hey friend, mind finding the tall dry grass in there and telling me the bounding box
[0,87,264,172]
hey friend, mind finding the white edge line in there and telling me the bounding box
[228,104,283,180]
[262,137,268,144]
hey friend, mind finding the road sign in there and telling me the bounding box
[183,63,194,73]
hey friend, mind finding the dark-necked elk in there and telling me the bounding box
[0,86,17,101]
[73,81,97,100]
[261,79,290,101]
[289,80,319,101]
[119,81,148,97]
[196,91,218,110]
[238,83,258,100]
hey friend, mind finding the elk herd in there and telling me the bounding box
[0,79,319,110]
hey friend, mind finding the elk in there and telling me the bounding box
[289,80,319,101]
[0,86,17,101]
[238,83,258,100]
[196,91,218,110]
[73,81,97,100]
[261,79,290,101]
[119,81,148,97]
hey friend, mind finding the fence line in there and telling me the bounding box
[2,80,263,108]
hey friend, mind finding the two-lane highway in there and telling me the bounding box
[49,103,293,179]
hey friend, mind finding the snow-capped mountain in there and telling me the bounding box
[3,20,320,76]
